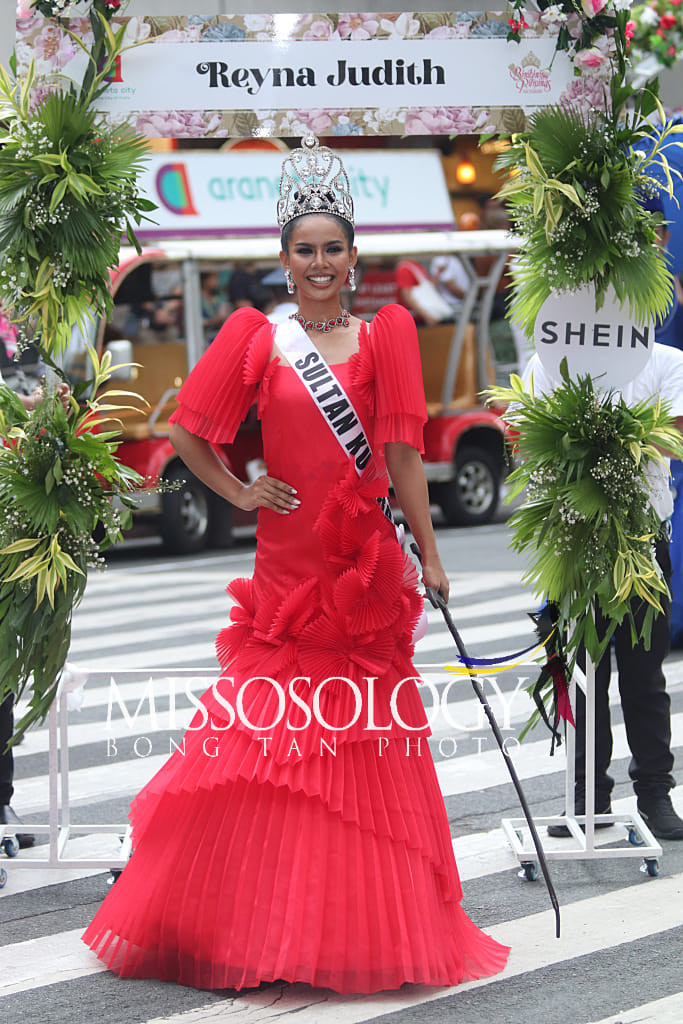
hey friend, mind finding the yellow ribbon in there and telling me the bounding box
[444,627,556,675]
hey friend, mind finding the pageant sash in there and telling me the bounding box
[275,319,372,476]
[275,319,395,522]
[274,318,427,641]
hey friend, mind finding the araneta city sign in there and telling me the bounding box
[135,149,455,237]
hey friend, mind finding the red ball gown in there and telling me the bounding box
[83,304,510,992]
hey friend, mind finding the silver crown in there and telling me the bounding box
[277,135,354,230]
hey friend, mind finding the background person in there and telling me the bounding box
[429,252,470,320]
[227,261,263,310]
[200,271,230,346]
[395,257,453,326]
[522,350,683,841]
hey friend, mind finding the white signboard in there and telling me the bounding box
[136,150,454,238]
[91,38,568,114]
[535,286,654,388]
[15,12,579,138]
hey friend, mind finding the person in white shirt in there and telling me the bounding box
[522,345,683,840]
[429,254,470,318]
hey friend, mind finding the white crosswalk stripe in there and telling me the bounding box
[2,549,683,1024]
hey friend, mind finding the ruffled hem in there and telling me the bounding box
[84,774,509,993]
[130,724,451,872]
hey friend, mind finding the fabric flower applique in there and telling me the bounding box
[298,612,396,685]
[218,577,321,673]
[255,578,321,669]
[216,576,256,665]
[317,460,388,526]
[317,510,384,579]
[333,534,407,633]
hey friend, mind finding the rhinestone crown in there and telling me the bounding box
[277,135,354,231]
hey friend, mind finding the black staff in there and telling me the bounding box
[413,544,561,938]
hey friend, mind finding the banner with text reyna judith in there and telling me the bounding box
[15,12,584,138]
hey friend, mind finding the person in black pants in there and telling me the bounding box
[548,530,683,839]
[0,695,34,847]
[522,344,683,841]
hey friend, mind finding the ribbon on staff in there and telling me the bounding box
[445,628,556,675]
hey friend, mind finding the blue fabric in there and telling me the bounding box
[655,294,683,351]
[669,460,683,645]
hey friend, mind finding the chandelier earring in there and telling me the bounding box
[347,265,356,292]
[285,269,295,295]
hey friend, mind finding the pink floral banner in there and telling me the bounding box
[15,11,600,137]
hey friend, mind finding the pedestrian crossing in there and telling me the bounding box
[1,540,683,1024]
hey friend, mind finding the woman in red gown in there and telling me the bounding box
[83,137,509,992]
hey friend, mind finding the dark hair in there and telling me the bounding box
[280,213,355,253]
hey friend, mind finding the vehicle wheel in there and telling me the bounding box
[208,494,234,549]
[160,464,211,554]
[439,445,500,526]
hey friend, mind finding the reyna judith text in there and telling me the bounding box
[196,58,446,95]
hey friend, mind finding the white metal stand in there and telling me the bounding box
[0,668,214,887]
[502,651,663,879]
[0,689,132,887]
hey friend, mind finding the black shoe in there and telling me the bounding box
[547,797,613,838]
[0,804,35,849]
[637,795,683,840]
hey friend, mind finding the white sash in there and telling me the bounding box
[274,318,428,642]
[275,319,372,477]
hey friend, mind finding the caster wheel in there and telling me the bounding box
[108,868,123,886]
[0,867,6,888]
[518,861,537,882]
[2,836,19,858]
[641,858,659,877]
[627,826,645,847]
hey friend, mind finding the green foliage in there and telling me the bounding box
[497,102,683,337]
[487,364,683,666]
[0,3,160,745]
[0,8,154,356]
[0,348,145,742]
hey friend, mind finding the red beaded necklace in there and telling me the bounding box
[289,310,350,333]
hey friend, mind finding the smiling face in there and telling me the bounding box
[280,214,357,307]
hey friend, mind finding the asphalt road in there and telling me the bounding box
[1,519,682,1024]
